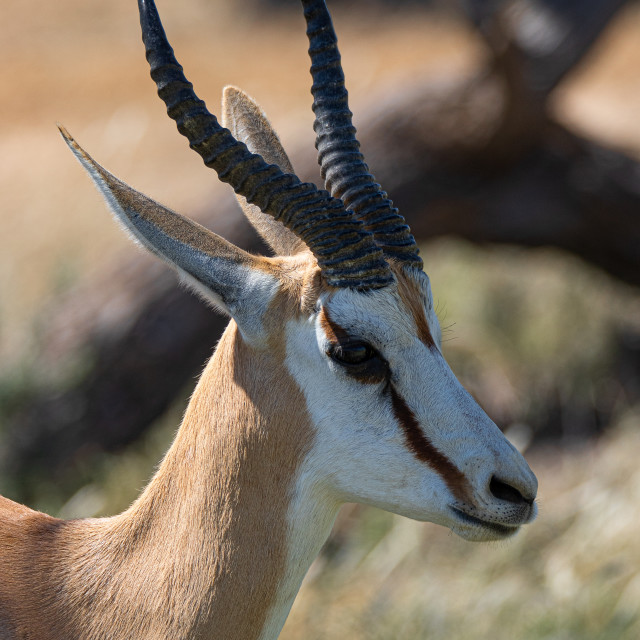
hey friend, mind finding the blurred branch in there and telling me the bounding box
[362,84,640,288]
[2,0,639,498]
[463,0,629,95]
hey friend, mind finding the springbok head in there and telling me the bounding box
[62,0,537,541]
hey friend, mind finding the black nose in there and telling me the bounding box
[489,476,534,506]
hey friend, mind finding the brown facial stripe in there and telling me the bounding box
[319,306,349,344]
[319,307,388,384]
[394,266,435,348]
[390,385,471,502]
[411,304,435,349]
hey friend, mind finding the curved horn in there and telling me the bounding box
[302,0,422,270]
[138,0,393,289]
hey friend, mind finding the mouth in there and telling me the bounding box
[449,507,521,541]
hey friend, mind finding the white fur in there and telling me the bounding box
[258,471,340,640]
[176,264,280,347]
[284,278,537,539]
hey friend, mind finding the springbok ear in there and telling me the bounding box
[222,86,307,257]
[60,126,280,341]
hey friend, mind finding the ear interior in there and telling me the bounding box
[222,86,307,257]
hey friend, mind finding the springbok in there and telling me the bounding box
[0,0,537,638]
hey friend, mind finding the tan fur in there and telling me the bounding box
[318,306,349,344]
[0,312,314,639]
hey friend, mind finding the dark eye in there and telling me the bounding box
[330,342,376,365]
[327,341,389,384]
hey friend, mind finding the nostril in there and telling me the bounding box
[489,476,533,506]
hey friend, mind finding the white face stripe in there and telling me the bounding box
[318,303,470,500]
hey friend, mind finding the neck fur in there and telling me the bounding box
[41,322,338,640]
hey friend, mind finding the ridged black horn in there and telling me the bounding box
[138,0,394,289]
[302,0,422,270]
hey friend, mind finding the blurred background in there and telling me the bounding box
[1,0,640,637]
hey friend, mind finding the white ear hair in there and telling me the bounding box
[222,86,307,257]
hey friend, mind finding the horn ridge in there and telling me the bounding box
[302,0,422,270]
[138,0,395,289]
